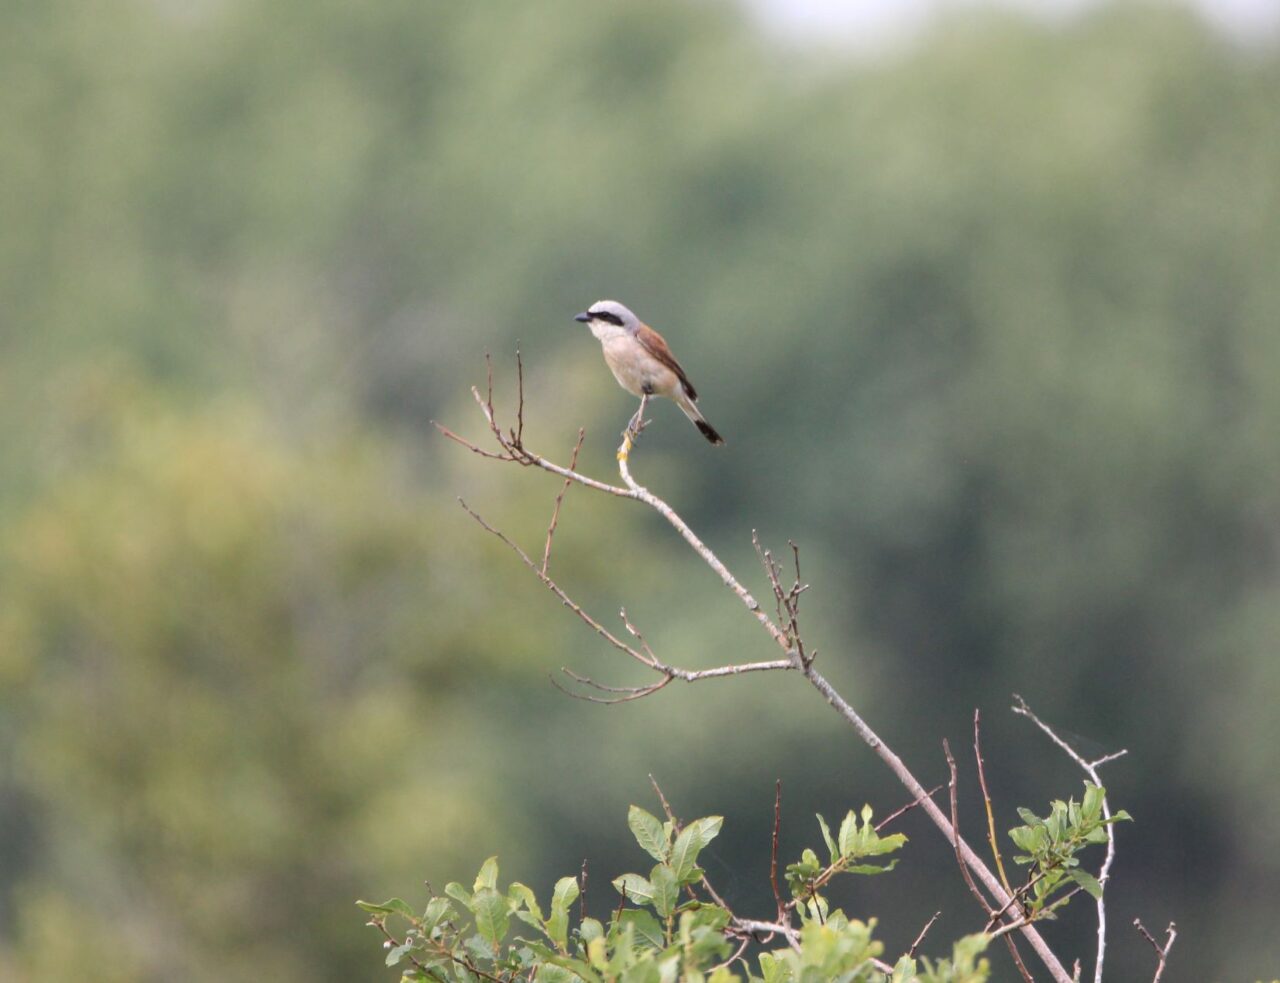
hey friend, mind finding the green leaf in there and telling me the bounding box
[629,806,670,863]
[758,952,783,983]
[618,908,665,950]
[847,859,899,875]
[552,876,580,914]
[422,897,452,932]
[1082,782,1103,817]
[1009,824,1046,854]
[444,882,472,908]
[534,965,579,983]
[508,882,544,922]
[472,886,510,945]
[547,876,579,948]
[867,831,908,856]
[474,856,499,892]
[838,809,857,858]
[650,865,679,918]
[816,813,837,864]
[669,816,723,884]
[385,942,412,967]
[1068,869,1104,900]
[612,873,656,906]
[356,898,417,920]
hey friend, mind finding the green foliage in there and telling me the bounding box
[786,807,907,921]
[1006,783,1131,918]
[360,807,989,983]
[756,914,885,983]
[890,935,990,983]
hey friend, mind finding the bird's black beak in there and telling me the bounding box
[573,312,591,323]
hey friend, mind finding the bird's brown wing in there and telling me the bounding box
[635,323,697,400]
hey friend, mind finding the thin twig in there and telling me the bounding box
[552,670,672,705]
[515,347,525,445]
[709,937,752,975]
[974,709,1014,896]
[770,780,786,924]
[985,866,1054,933]
[875,783,946,832]
[458,499,652,667]
[988,888,1084,941]
[541,429,584,576]
[907,911,941,958]
[1133,920,1176,983]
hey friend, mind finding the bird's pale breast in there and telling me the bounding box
[601,335,679,398]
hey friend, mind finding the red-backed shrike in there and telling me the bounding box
[574,300,724,445]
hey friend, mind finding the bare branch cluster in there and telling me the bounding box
[437,354,1173,983]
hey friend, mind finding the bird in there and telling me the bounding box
[574,300,724,446]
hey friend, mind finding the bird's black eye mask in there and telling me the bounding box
[590,310,626,327]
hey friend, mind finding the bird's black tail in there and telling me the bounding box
[674,392,724,445]
[695,418,724,445]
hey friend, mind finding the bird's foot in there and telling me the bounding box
[624,414,647,443]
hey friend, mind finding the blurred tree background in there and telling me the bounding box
[1,0,1278,978]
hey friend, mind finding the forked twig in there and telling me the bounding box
[1133,920,1176,983]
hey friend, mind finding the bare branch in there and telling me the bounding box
[710,936,752,975]
[432,420,516,461]
[1133,920,1177,983]
[729,919,801,952]
[439,356,1075,983]
[514,347,525,445]
[457,498,652,669]
[974,709,1014,896]
[769,780,786,924]
[542,428,585,576]
[875,783,946,832]
[551,669,672,705]
[1013,695,1128,983]
[907,911,941,958]
[944,740,997,918]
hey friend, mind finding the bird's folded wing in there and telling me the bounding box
[635,323,697,400]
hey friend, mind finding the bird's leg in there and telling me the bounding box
[627,394,650,438]
[619,394,649,462]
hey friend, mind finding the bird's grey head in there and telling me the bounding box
[573,300,639,333]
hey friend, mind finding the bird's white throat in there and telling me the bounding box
[588,320,629,343]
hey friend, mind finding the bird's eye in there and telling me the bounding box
[591,310,624,326]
